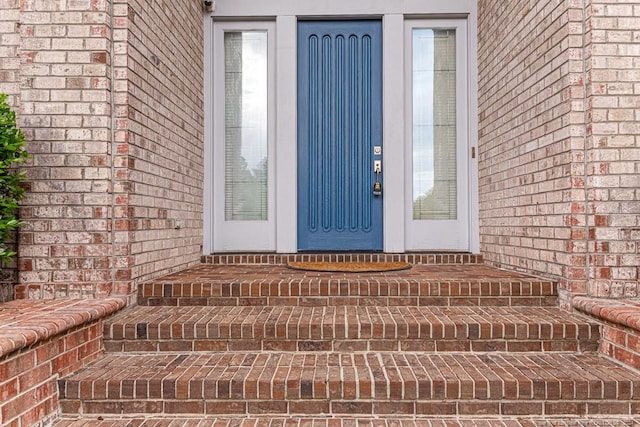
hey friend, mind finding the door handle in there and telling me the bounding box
[373,161,382,196]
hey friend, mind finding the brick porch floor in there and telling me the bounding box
[53,258,640,425]
[137,264,558,307]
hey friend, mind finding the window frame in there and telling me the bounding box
[212,21,277,251]
[404,18,470,250]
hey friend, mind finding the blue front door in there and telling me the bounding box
[297,20,383,251]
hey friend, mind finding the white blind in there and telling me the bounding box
[412,29,457,221]
[224,32,268,221]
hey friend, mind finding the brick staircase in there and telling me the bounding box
[54,254,640,426]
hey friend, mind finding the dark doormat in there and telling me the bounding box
[287,261,412,273]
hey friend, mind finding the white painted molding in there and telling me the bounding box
[275,16,298,253]
[383,14,406,253]
[213,0,473,18]
[203,15,214,254]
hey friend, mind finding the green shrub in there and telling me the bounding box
[0,93,29,265]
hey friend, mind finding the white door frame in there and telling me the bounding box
[203,0,479,254]
[210,21,277,252]
[404,19,470,251]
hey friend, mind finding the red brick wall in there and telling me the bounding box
[4,1,204,300]
[584,1,640,298]
[0,0,22,302]
[0,298,125,426]
[478,0,589,307]
[479,1,639,304]
[8,0,114,300]
[0,0,20,101]
[0,321,103,426]
[601,324,640,371]
[119,0,204,288]
[4,0,636,303]
[574,297,640,373]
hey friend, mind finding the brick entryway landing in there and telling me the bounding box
[54,254,640,425]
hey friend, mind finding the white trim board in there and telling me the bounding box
[403,19,470,251]
[211,21,278,251]
[212,0,473,18]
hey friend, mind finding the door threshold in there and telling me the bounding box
[202,252,482,265]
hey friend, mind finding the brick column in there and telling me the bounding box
[479,0,640,305]
[0,0,20,102]
[8,0,204,300]
[0,0,21,302]
[585,1,640,298]
[478,0,590,308]
[13,0,115,299]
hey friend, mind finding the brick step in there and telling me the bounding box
[59,352,640,417]
[138,264,557,307]
[202,252,484,265]
[103,305,599,353]
[52,416,640,426]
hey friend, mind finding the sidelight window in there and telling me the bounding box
[412,28,458,221]
[213,22,276,251]
[224,31,269,221]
